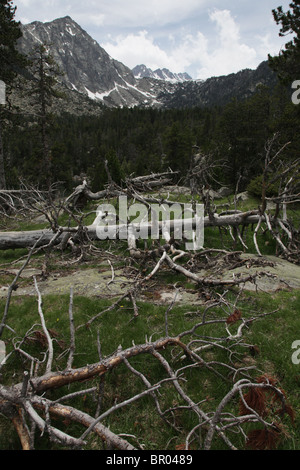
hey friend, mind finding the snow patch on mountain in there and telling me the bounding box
[132,65,192,83]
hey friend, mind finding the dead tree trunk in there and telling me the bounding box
[0,212,264,250]
[0,120,6,190]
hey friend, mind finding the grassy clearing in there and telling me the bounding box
[0,192,299,450]
[0,286,300,450]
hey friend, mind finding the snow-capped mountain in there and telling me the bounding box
[17,16,175,108]
[16,16,277,111]
[132,64,192,83]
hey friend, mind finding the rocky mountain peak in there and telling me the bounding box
[132,64,192,83]
[16,16,277,111]
[18,16,166,107]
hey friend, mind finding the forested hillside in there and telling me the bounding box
[1,1,300,453]
[3,80,299,194]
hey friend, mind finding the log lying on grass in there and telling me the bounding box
[0,211,263,250]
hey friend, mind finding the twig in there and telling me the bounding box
[0,233,45,338]
[79,381,163,441]
[33,276,53,374]
[23,399,85,448]
[107,259,115,286]
[67,287,75,369]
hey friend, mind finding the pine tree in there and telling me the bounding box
[268,1,300,83]
[27,43,64,188]
[0,0,26,189]
[0,0,25,84]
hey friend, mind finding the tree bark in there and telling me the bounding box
[0,120,6,190]
[0,212,263,250]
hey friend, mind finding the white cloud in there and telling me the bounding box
[103,9,260,79]
[103,31,179,71]
[255,32,286,59]
[14,1,292,79]
[210,9,240,45]
[16,0,209,28]
[195,9,258,78]
[88,0,208,27]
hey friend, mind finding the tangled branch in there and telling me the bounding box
[0,277,294,451]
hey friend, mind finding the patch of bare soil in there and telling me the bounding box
[1,254,299,306]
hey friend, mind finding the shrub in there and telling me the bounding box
[247,174,279,198]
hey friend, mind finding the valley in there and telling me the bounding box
[0,4,299,452]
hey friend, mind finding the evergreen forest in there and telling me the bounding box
[3,81,300,195]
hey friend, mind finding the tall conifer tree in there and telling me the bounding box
[0,0,26,189]
[268,1,300,83]
[27,44,64,188]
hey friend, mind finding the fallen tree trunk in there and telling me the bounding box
[0,211,262,250]
[64,170,180,206]
[0,229,56,249]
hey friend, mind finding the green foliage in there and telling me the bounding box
[0,1,28,190]
[1,40,299,195]
[247,174,279,198]
[0,0,27,84]
[163,121,193,173]
[25,44,65,188]
[4,81,296,193]
[268,1,300,83]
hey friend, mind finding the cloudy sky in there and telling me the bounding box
[15,0,292,79]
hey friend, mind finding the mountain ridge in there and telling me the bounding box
[157,61,278,108]
[16,16,278,111]
[18,16,175,108]
[132,64,192,83]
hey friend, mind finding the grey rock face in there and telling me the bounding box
[17,16,277,110]
[18,16,169,108]
[19,17,132,94]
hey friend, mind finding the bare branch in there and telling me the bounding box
[33,276,53,374]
